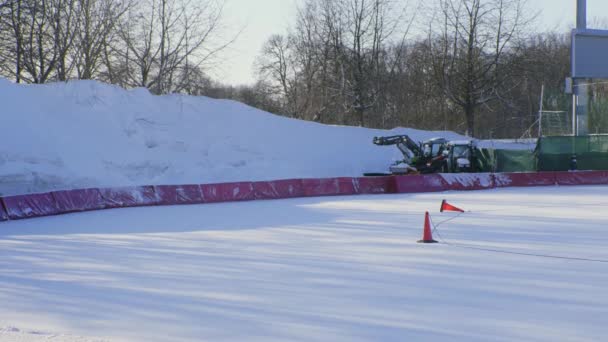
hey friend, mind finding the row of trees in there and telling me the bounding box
[0,0,574,138]
[253,0,572,138]
[0,0,230,94]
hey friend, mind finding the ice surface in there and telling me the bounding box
[1,186,606,341]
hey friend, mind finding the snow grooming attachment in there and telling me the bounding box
[418,212,438,243]
[440,199,465,213]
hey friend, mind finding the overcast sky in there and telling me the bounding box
[215,0,608,86]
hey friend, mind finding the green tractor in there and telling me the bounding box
[368,135,449,175]
[367,136,479,175]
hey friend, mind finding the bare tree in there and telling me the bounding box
[256,34,297,116]
[72,0,129,80]
[16,0,57,83]
[255,0,408,126]
[428,0,535,136]
[0,0,24,82]
[0,0,80,83]
[51,0,78,80]
[116,0,233,94]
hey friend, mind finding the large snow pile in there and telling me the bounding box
[0,79,531,196]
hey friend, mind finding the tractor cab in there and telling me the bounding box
[417,138,449,173]
[444,140,478,173]
[421,138,448,158]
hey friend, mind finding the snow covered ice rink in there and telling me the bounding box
[1,185,607,341]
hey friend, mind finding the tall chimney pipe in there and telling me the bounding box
[577,0,587,30]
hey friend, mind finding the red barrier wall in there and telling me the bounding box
[99,186,160,209]
[554,171,608,186]
[394,174,447,193]
[154,185,204,205]
[0,201,8,221]
[52,188,105,213]
[301,178,336,197]
[494,172,556,188]
[301,178,358,197]
[353,176,395,194]
[439,173,495,191]
[252,179,305,200]
[2,193,61,220]
[335,177,358,195]
[1,171,607,222]
[200,182,255,203]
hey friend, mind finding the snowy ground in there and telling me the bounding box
[1,185,606,342]
[0,79,533,196]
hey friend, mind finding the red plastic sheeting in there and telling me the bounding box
[494,172,556,188]
[154,185,205,205]
[52,188,105,213]
[99,186,160,208]
[2,193,60,219]
[4,171,608,222]
[440,173,495,191]
[554,171,608,186]
[252,179,305,200]
[200,182,255,203]
[352,176,395,194]
[0,202,8,221]
[301,178,358,197]
[335,177,359,195]
[394,174,447,193]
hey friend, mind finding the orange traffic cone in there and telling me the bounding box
[418,211,438,243]
[440,199,464,213]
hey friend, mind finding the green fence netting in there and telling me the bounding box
[535,135,608,171]
[476,148,495,172]
[476,148,536,173]
[497,149,537,172]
